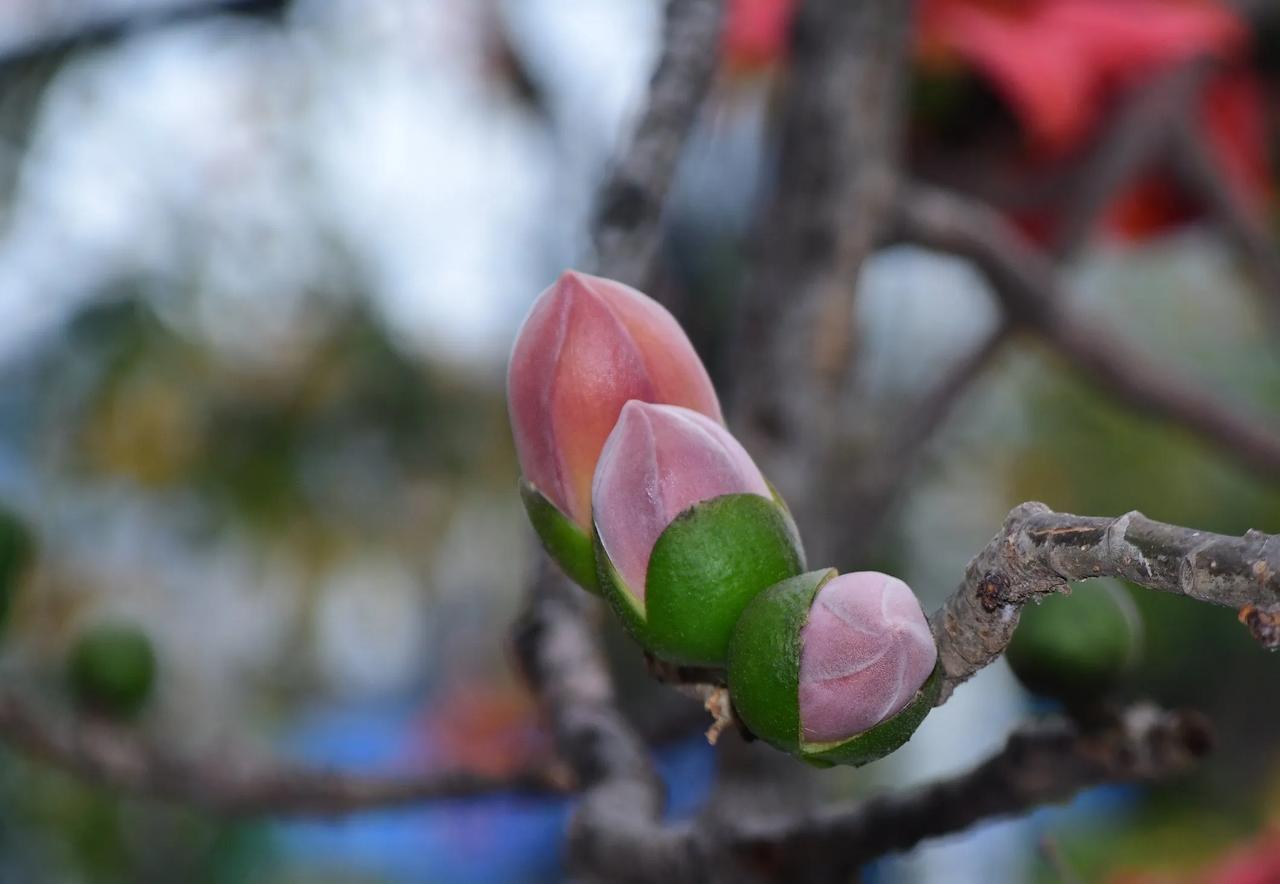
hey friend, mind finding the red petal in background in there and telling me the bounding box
[919,0,1247,154]
[1105,69,1271,241]
[1200,69,1272,218]
[1204,828,1280,884]
[1105,172,1198,241]
[921,2,1094,150]
[722,0,797,72]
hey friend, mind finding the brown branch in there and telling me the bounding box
[732,0,913,540]
[729,704,1210,879]
[594,0,727,291]
[895,184,1280,480]
[1168,108,1280,333]
[932,502,1280,700]
[1051,58,1213,259]
[0,690,567,817]
[512,563,696,882]
[827,58,1235,560]
[833,319,1013,564]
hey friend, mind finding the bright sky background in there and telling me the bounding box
[0,0,660,372]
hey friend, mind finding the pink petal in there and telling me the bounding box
[507,271,721,528]
[593,402,770,601]
[798,572,936,743]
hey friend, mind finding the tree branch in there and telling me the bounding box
[895,184,1280,480]
[732,0,913,536]
[513,563,697,881]
[832,319,1013,563]
[1168,107,1280,333]
[0,690,567,816]
[729,704,1211,878]
[1050,57,1213,259]
[827,58,1264,560]
[932,502,1280,700]
[594,0,727,292]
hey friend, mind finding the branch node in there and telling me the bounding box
[1238,604,1280,650]
[976,571,1010,612]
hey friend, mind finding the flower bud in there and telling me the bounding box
[508,271,722,591]
[593,401,804,666]
[1005,579,1142,709]
[67,622,157,719]
[798,571,938,743]
[728,569,940,767]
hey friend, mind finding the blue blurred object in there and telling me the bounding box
[274,699,716,882]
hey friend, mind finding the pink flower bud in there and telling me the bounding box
[798,572,937,743]
[507,271,722,530]
[592,401,770,600]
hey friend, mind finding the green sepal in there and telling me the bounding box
[595,492,806,666]
[727,569,835,751]
[799,664,941,767]
[0,508,35,635]
[519,479,600,594]
[728,568,941,768]
[1005,579,1141,704]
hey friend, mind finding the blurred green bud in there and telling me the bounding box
[0,507,35,634]
[728,569,941,767]
[68,623,157,719]
[592,402,805,666]
[1006,579,1142,705]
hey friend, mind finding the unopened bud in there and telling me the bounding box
[728,569,940,766]
[507,271,721,590]
[592,401,803,665]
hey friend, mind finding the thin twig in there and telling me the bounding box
[0,691,567,816]
[895,184,1280,479]
[1051,58,1213,259]
[1168,108,1280,333]
[833,320,1013,564]
[731,0,913,542]
[594,0,727,291]
[512,563,694,881]
[728,705,1211,879]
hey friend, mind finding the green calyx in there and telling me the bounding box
[1005,579,1142,705]
[0,508,35,635]
[595,492,806,667]
[727,568,941,768]
[519,479,600,594]
[68,623,157,719]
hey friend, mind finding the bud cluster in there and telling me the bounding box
[507,271,939,764]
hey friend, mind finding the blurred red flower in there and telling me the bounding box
[722,0,797,72]
[915,0,1270,240]
[1202,827,1280,884]
[721,0,1272,240]
[917,0,1246,153]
